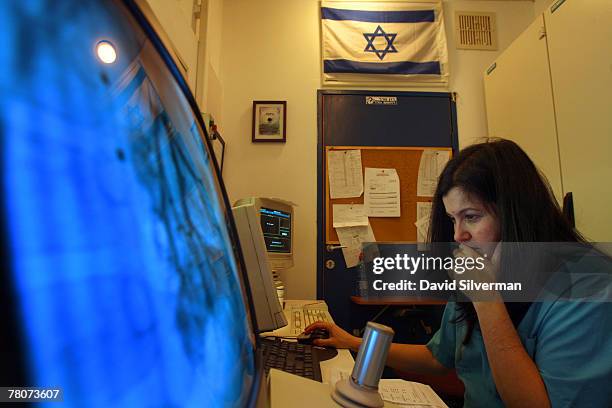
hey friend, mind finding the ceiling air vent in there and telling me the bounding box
[455,12,497,51]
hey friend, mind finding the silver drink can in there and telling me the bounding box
[351,322,394,389]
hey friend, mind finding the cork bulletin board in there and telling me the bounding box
[325,146,452,244]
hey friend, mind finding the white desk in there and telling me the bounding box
[266,299,353,407]
[266,300,443,408]
[262,300,442,408]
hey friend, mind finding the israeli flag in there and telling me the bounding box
[321,1,448,84]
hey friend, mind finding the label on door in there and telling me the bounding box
[365,96,397,105]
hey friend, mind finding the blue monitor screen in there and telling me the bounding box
[0,1,256,406]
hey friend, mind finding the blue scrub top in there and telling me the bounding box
[427,265,612,407]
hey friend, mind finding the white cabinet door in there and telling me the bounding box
[545,0,612,241]
[484,16,564,203]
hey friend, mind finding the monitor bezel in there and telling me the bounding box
[0,1,266,405]
[255,198,295,271]
[124,2,266,406]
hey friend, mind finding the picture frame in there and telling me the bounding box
[252,101,286,143]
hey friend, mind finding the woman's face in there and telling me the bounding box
[442,187,501,257]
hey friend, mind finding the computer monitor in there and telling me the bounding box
[0,1,266,406]
[234,197,294,271]
[232,202,288,332]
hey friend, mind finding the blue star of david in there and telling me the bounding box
[363,25,398,60]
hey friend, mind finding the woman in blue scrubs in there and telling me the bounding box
[307,139,612,407]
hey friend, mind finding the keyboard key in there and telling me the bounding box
[290,307,332,335]
[260,337,322,382]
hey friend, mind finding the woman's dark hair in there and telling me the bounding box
[429,138,584,343]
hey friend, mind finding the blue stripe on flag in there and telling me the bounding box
[321,7,435,23]
[324,59,441,75]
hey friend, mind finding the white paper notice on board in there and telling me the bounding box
[364,168,401,217]
[327,150,363,199]
[417,150,450,197]
[333,204,368,228]
[415,202,433,243]
[335,224,376,268]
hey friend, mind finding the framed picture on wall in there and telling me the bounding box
[252,101,286,143]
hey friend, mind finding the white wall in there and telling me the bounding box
[219,0,321,299]
[145,0,199,91]
[214,0,536,299]
[445,1,534,147]
[533,0,554,16]
[198,0,225,122]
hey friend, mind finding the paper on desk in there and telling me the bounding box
[417,150,450,197]
[364,167,401,217]
[327,366,351,387]
[336,223,376,268]
[415,202,433,243]
[328,150,363,199]
[333,204,368,228]
[379,379,448,408]
[327,370,448,408]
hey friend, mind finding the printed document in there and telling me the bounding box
[327,367,350,387]
[335,223,376,268]
[333,204,368,228]
[417,150,450,197]
[379,379,448,407]
[364,167,401,217]
[327,368,447,408]
[415,201,433,243]
[328,150,363,199]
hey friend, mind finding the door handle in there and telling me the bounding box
[326,244,347,251]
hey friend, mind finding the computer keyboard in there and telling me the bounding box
[290,307,331,335]
[260,337,322,382]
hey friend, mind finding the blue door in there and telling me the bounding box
[316,90,458,332]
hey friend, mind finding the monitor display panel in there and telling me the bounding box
[234,197,293,271]
[260,207,292,254]
[0,1,261,406]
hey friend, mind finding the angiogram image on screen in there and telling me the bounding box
[0,1,256,406]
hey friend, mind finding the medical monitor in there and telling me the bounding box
[234,198,294,271]
[232,202,288,332]
[0,0,265,406]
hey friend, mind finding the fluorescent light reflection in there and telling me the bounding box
[96,40,117,64]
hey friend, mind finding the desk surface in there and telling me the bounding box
[267,300,444,408]
[268,300,356,407]
[269,369,406,408]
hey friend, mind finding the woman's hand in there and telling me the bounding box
[304,321,362,350]
[451,243,502,301]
